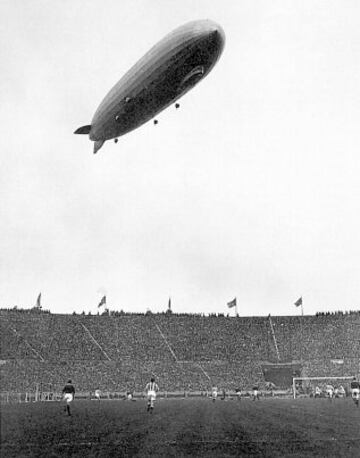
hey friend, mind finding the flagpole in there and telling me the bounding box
[300,297,303,362]
[235,298,238,317]
[294,296,303,363]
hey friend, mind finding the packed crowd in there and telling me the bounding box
[1,309,358,392]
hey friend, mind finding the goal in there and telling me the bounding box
[292,376,355,399]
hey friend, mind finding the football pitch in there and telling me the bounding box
[1,398,359,457]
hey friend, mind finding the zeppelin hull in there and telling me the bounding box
[75,20,225,153]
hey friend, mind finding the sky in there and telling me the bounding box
[1,0,360,316]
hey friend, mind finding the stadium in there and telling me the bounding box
[1,307,360,456]
[1,308,360,395]
[3,0,360,456]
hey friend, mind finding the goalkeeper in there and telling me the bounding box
[351,379,359,407]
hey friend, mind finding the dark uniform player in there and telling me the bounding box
[351,380,360,407]
[62,380,75,416]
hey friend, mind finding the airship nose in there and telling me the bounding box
[210,26,225,50]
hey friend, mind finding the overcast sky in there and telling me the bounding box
[1,1,360,316]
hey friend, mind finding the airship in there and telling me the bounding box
[74,19,225,154]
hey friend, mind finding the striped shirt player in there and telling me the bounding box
[351,380,360,407]
[62,380,75,416]
[145,378,159,413]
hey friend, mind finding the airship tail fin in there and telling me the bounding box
[74,125,91,134]
[93,140,105,154]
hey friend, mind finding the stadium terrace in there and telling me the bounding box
[1,308,359,397]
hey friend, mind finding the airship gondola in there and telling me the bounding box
[74,20,225,154]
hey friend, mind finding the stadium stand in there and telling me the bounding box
[0,309,359,393]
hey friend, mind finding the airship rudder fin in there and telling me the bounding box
[93,140,105,154]
[74,125,91,134]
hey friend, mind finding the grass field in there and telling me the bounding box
[1,398,359,457]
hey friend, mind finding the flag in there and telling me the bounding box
[294,296,302,307]
[98,296,106,308]
[168,297,171,310]
[227,297,237,308]
[36,293,41,308]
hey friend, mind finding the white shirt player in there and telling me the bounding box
[212,387,218,401]
[326,385,334,398]
[337,385,346,397]
[95,389,101,400]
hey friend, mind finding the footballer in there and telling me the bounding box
[62,379,75,416]
[336,385,346,398]
[211,386,218,402]
[252,385,260,401]
[325,384,334,400]
[145,377,159,413]
[94,388,101,401]
[314,386,321,398]
[351,379,360,407]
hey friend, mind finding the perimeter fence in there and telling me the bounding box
[0,389,295,404]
